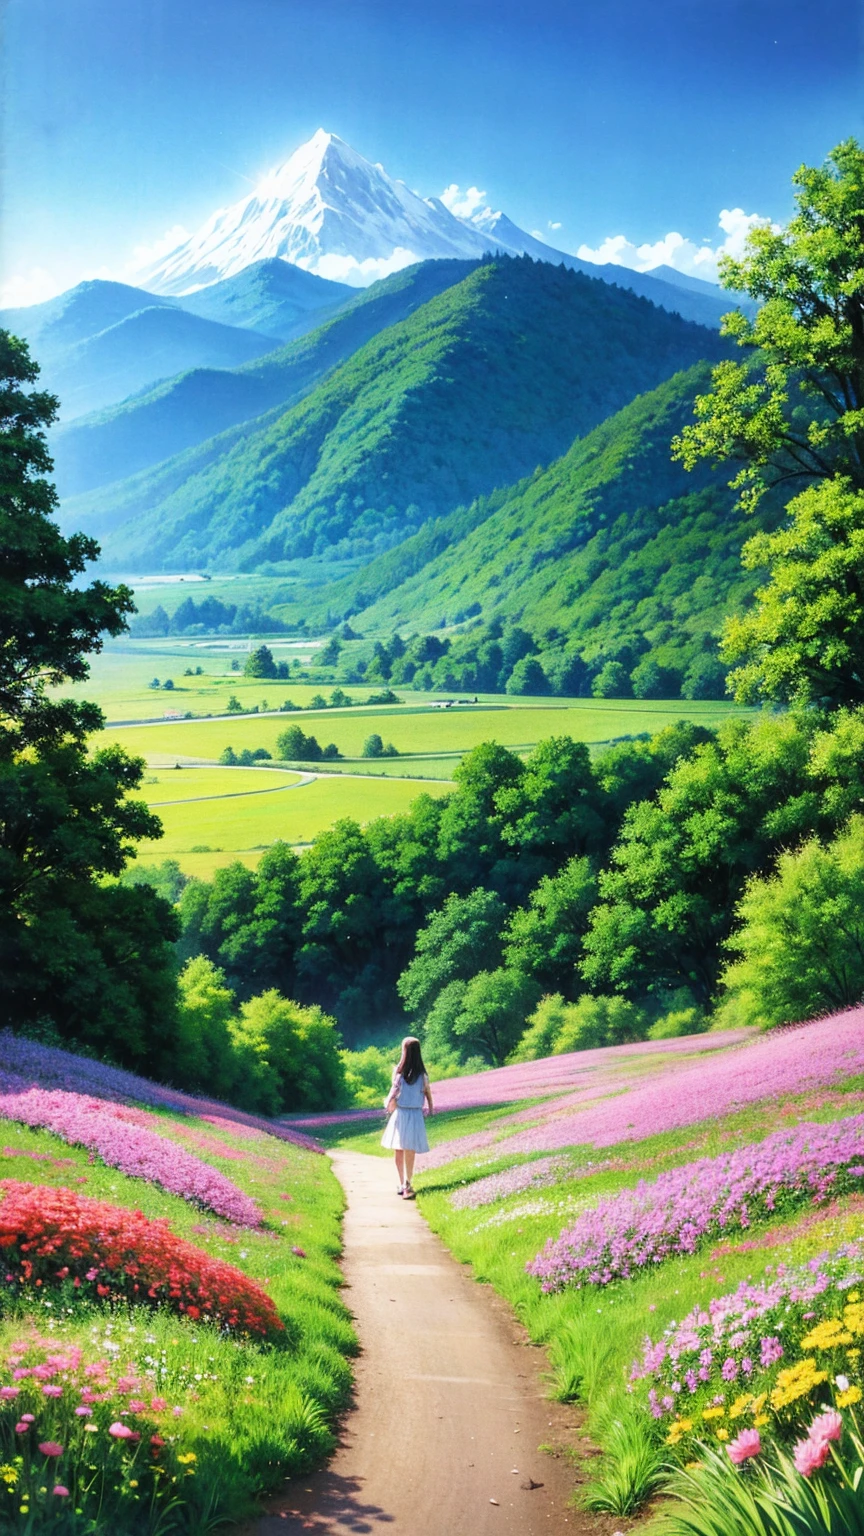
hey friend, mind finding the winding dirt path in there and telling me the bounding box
[245,1151,629,1536]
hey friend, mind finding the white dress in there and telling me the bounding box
[381,1071,430,1153]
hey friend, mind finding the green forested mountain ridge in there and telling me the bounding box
[304,367,784,698]
[52,258,482,498]
[83,255,729,572]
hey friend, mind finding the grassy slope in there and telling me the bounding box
[321,1062,864,1524]
[87,256,727,572]
[320,366,775,661]
[53,258,481,500]
[0,1105,355,1525]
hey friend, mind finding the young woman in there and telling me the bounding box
[381,1036,434,1198]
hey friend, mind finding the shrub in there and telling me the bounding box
[509,994,571,1062]
[592,661,632,698]
[276,725,322,761]
[362,733,384,758]
[0,1182,283,1336]
[229,992,348,1114]
[647,1007,707,1040]
[552,995,646,1053]
[341,1045,394,1108]
[717,816,864,1029]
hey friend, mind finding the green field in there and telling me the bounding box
[136,770,452,878]
[103,696,747,763]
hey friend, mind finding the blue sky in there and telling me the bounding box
[1,0,860,305]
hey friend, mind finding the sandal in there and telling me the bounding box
[395,1185,404,1196]
[402,1185,416,1200]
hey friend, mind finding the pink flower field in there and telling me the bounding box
[417,1010,864,1168]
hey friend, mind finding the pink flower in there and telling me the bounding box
[74,1406,90,1417]
[52,1486,70,1497]
[85,1268,99,1282]
[291,1245,306,1258]
[172,1406,183,1418]
[38,1442,64,1457]
[0,1386,19,1399]
[20,1413,34,1423]
[150,1396,167,1411]
[727,1429,761,1464]
[127,1399,146,1413]
[14,1422,29,1434]
[810,1409,843,1444]
[793,1436,832,1476]
[42,1383,63,1397]
[108,1422,135,1439]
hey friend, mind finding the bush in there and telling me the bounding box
[362,733,384,758]
[342,1044,395,1107]
[717,815,864,1029]
[276,725,323,761]
[229,992,348,1113]
[509,994,571,1061]
[244,645,278,678]
[553,994,646,1053]
[592,661,632,699]
[647,1006,707,1040]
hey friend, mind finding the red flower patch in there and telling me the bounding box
[0,1182,283,1340]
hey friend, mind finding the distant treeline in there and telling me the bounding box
[130,595,292,637]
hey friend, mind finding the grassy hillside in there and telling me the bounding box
[299,365,781,694]
[53,258,482,498]
[82,255,728,572]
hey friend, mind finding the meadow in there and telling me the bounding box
[312,1011,864,1526]
[0,1034,355,1534]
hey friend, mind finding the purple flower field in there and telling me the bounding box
[527,1114,864,1292]
[0,1078,261,1226]
[421,1010,864,1169]
[0,1034,322,1153]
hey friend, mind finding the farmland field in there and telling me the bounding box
[135,768,452,877]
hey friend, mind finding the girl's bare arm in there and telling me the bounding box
[424,1076,434,1115]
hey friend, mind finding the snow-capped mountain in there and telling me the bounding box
[139,130,493,294]
[136,129,741,329]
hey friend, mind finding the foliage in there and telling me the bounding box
[227,991,349,1115]
[502,856,598,996]
[718,816,864,1029]
[397,888,507,1020]
[340,1045,395,1108]
[673,140,864,708]
[0,1180,282,1335]
[431,968,542,1068]
[659,1440,864,1536]
[0,329,179,1063]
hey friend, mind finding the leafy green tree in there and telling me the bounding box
[363,733,384,758]
[673,141,864,707]
[276,724,322,761]
[244,645,277,678]
[341,1044,395,1107]
[505,655,549,695]
[508,993,571,1062]
[592,661,632,698]
[0,329,179,1062]
[495,738,606,875]
[447,968,542,1066]
[174,956,237,1094]
[581,713,823,1007]
[552,994,646,1053]
[397,888,506,1019]
[296,819,388,1026]
[717,816,864,1029]
[436,742,524,894]
[229,991,347,1113]
[503,856,598,995]
[121,858,187,905]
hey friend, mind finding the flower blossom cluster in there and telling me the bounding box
[450,1154,616,1210]
[420,1009,864,1169]
[0,1032,322,1152]
[527,1116,864,1292]
[0,1181,283,1338]
[0,1079,260,1225]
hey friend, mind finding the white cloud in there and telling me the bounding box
[548,220,562,231]
[439,183,488,219]
[576,207,778,283]
[128,224,191,271]
[0,267,66,308]
[300,246,422,288]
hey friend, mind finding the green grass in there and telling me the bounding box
[133,771,452,876]
[0,1109,355,1532]
[140,766,304,802]
[102,696,744,763]
[348,1082,864,1526]
[312,1098,544,1156]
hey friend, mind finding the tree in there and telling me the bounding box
[580,713,824,1007]
[363,733,384,758]
[673,141,864,707]
[552,994,645,1053]
[229,991,348,1113]
[449,968,541,1066]
[503,856,598,995]
[276,724,322,761]
[397,888,506,1019]
[0,330,179,1060]
[717,816,864,1029]
[592,661,632,698]
[174,957,237,1095]
[505,655,549,695]
[244,645,277,678]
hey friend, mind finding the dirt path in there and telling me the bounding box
[245,1151,628,1536]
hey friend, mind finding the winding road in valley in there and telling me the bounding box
[244,1151,626,1536]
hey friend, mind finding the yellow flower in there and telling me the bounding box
[848,1348,861,1361]
[750,1394,767,1415]
[801,1319,851,1350]
[754,1415,770,1427]
[716,1429,729,1441]
[770,1359,827,1410]
[0,1467,18,1488]
[729,1394,753,1420]
[843,1303,864,1336]
[666,1418,693,1446]
[838,1386,862,1408]
[177,1453,197,1466]
[847,1291,860,1304]
[701,1406,726,1421]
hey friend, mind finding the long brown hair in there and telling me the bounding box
[397,1036,426,1086]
